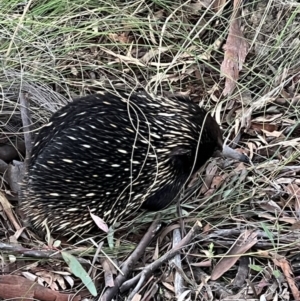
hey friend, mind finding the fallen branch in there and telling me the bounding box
[172,228,185,297]
[101,215,161,301]
[0,242,92,264]
[121,221,202,300]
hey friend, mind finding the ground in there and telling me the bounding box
[0,0,300,300]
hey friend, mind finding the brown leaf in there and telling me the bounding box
[253,113,283,123]
[162,282,175,292]
[0,275,81,301]
[261,129,284,138]
[204,174,227,197]
[36,270,60,290]
[131,294,141,301]
[210,231,258,280]
[251,122,278,132]
[190,260,212,267]
[286,184,300,202]
[258,200,281,215]
[221,0,249,95]
[291,221,300,230]
[108,32,131,44]
[102,259,115,288]
[258,212,297,224]
[203,223,212,233]
[273,256,300,301]
[212,0,226,13]
[210,175,226,189]
[158,224,180,244]
[285,184,300,216]
[200,162,218,194]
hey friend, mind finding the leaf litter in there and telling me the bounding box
[0,0,300,300]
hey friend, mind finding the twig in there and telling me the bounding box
[19,92,33,171]
[0,242,91,264]
[172,228,185,297]
[0,192,22,232]
[88,241,104,276]
[121,221,202,300]
[100,215,161,301]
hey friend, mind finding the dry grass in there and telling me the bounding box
[0,0,300,300]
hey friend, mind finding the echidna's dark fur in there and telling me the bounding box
[21,89,223,235]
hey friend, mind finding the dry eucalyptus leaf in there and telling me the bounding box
[221,0,249,95]
[211,231,258,280]
[273,256,300,301]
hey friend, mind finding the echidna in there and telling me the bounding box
[21,89,224,236]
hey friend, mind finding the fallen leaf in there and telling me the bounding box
[221,0,249,95]
[62,251,97,296]
[190,260,212,267]
[162,281,175,292]
[108,32,131,44]
[200,162,218,194]
[291,221,300,230]
[90,209,109,233]
[0,275,80,301]
[258,200,282,214]
[210,231,258,280]
[261,129,284,138]
[22,271,37,282]
[63,275,74,288]
[258,212,297,224]
[131,293,141,301]
[212,0,226,14]
[251,122,278,132]
[102,259,115,288]
[273,256,300,301]
[141,46,172,63]
[285,184,300,217]
[286,184,300,203]
[253,113,283,123]
[35,271,58,290]
[0,191,21,232]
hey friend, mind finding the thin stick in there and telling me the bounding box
[100,215,161,301]
[19,93,33,171]
[172,228,185,297]
[121,221,202,300]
